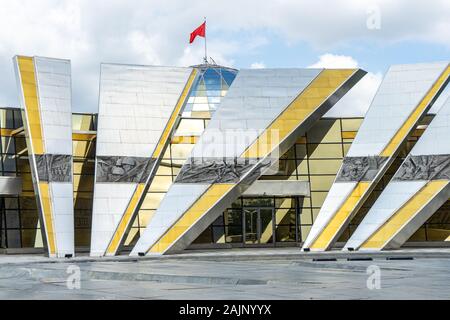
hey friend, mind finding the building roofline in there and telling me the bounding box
[190,63,238,72]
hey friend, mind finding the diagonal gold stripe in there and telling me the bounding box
[361,180,449,249]
[241,69,358,159]
[38,182,56,255]
[17,56,45,155]
[381,65,450,157]
[171,136,199,144]
[105,69,198,256]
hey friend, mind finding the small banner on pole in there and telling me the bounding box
[189,22,206,44]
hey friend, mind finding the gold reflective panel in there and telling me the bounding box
[171,144,196,159]
[307,119,342,144]
[309,175,336,191]
[138,210,155,227]
[124,228,140,247]
[16,56,44,155]
[72,114,96,131]
[140,193,165,210]
[308,143,343,159]
[311,191,329,208]
[148,176,173,193]
[174,119,205,136]
[155,165,172,176]
[300,225,312,242]
[308,159,342,175]
[343,144,352,156]
[300,208,313,225]
[341,118,363,132]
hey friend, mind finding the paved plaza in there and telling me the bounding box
[0,248,449,300]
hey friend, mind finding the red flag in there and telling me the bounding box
[190,22,206,44]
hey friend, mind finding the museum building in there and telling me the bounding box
[0,56,449,257]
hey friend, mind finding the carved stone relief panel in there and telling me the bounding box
[336,156,388,182]
[36,154,72,183]
[175,157,271,184]
[394,155,450,181]
[96,156,155,183]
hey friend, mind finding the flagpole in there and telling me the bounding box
[204,17,208,64]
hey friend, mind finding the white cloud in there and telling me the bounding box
[250,62,266,69]
[308,54,358,69]
[308,54,382,117]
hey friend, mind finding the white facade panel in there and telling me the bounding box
[347,62,448,157]
[35,57,73,156]
[32,57,74,258]
[96,64,193,158]
[411,96,450,156]
[50,182,75,257]
[90,183,137,257]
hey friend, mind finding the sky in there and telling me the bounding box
[0,0,449,116]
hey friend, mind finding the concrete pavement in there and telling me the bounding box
[0,248,449,300]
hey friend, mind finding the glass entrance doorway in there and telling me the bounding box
[243,208,275,246]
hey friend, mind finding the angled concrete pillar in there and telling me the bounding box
[90,64,197,257]
[14,56,74,258]
[345,95,450,251]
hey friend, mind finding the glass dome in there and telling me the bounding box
[183,64,238,117]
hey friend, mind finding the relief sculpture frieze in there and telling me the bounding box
[336,156,388,182]
[96,156,155,183]
[394,155,450,181]
[175,157,271,184]
[36,154,72,183]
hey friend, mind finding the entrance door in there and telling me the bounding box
[243,208,275,246]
